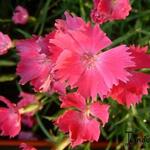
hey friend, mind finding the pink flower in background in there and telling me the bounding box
[91,0,131,24]
[110,46,150,107]
[12,5,29,25]
[55,11,87,33]
[55,93,109,147]
[16,37,65,95]
[16,38,52,92]
[52,19,135,98]
[17,92,39,115]
[17,92,38,127]
[21,116,36,128]
[110,72,150,108]
[42,32,63,63]
[129,45,150,69]
[0,32,12,55]
[20,143,37,150]
[18,131,37,140]
[0,96,21,137]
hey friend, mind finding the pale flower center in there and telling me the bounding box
[112,0,117,4]
[84,105,91,117]
[81,53,97,69]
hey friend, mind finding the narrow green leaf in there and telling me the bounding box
[0,74,16,82]
[0,60,16,67]
[34,0,52,34]
[109,30,138,47]
[140,68,150,74]
[36,113,54,141]
[15,28,31,38]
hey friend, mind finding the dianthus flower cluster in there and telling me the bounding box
[0,1,150,149]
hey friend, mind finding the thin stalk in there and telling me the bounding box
[79,0,86,20]
[0,19,11,23]
[36,113,54,141]
[16,82,22,93]
[108,29,140,48]
[54,138,70,150]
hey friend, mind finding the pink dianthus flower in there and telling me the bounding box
[55,11,87,33]
[16,36,65,95]
[20,143,37,150]
[52,14,135,98]
[0,32,12,55]
[110,46,150,107]
[12,5,29,25]
[55,93,109,147]
[17,92,38,127]
[0,96,21,137]
[91,0,131,24]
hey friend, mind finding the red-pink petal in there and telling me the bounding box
[129,45,150,69]
[76,45,135,98]
[51,81,66,95]
[91,0,131,24]
[60,93,86,110]
[69,113,100,147]
[17,92,38,116]
[0,32,12,55]
[76,67,109,98]
[16,41,49,84]
[16,38,54,93]
[12,5,29,25]
[52,24,112,55]
[56,110,100,147]
[0,96,21,137]
[110,72,150,108]
[55,50,85,86]
[17,92,37,109]
[90,102,109,125]
[55,11,86,32]
[97,45,135,84]
[20,143,37,150]
[43,32,63,63]
[55,110,77,132]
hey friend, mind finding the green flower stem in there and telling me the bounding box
[36,113,54,142]
[0,19,11,23]
[131,105,137,116]
[79,0,86,20]
[28,16,37,23]
[0,16,36,24]
[139,29,150,36]
[109,30,139,47]
[54,138,70,150]
[16,82,22,93]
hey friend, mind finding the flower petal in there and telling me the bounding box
[110,72,150,108]
[60,93,86,110]
[20,143,37,150]
[12,5,29,25]
[55,50,85,86]
[91,0,131,24]
[130,45,150,69]
[76,67,109,98]
[0,96,21,137]
[56,110,100,147]
[97,45,135,86]
[90,102,109,125]
[0,32,12,55]
[55,11,86,32]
